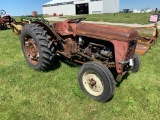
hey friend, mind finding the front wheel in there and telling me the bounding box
[78,61,115,102]
[130,53,140,72]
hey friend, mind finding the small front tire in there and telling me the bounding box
[78,61,115,102]
[130,53,140,72]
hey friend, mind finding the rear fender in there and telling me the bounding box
[53,20,76,36]
[32,21,63,43]
[32,21,54,37]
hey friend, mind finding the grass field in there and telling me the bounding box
[0,27,160,119]
[60,13,152,24]
[15,13,153,24]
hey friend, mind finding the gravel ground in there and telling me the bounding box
[45,17,160,29]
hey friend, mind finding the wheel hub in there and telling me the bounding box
[24,37,39,65]
[89,78,97,87]
[82,71,104,96]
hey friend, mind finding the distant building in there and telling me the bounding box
[42,0,119,16]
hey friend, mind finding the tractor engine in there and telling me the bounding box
[82,42,112,59]
[61,36,115,68]
[63,37,77,55]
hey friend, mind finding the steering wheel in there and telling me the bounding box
[0,10,6,15]
[68,17,86,24]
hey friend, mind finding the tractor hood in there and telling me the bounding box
[76,23,138,41]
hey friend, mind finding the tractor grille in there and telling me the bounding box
[125,40,137,60]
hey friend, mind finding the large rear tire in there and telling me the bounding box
[20,23,56,71]
[78,61,115,102]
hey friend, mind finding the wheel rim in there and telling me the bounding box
[82,71,104,96]
[23,36,39,65]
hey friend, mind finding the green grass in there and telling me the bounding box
[60,13,153,24]
[0,29,160,120]
[13,16,21,22]
[14,13,154,24]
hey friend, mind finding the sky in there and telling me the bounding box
[0,0,160,16]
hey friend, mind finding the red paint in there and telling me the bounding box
[111,40,129,73]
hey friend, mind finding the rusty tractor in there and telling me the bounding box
[0,10,14,30]
[19,17,141,102]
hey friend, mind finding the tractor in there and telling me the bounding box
[0,10,14,30]
[20,17,140,102]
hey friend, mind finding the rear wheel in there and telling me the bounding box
[78,61,115,102]
[20,23,56,71]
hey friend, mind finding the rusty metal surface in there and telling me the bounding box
[23,38,39,65]
[134,23,159,55]
[76,23,138,41]
[64,38,77,55]
[116,71,127,82]
[54,20,76,36]
[136,44,150,55]
[111,40,129,74]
